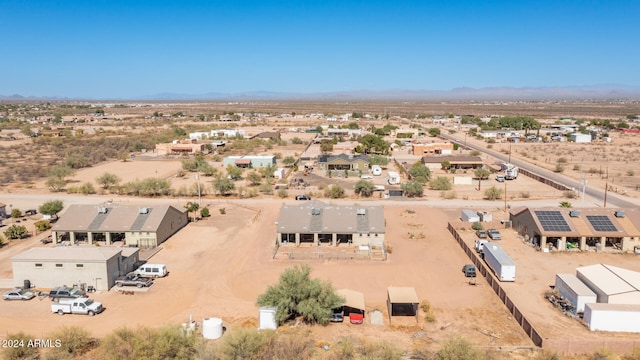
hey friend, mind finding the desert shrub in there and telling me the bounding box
[358,340,403,360]
[256,264,344,325]
[627,169,635,176]
[471,222,483,231]
[45,326,95,359]
[218,328,269,360]
[259,182,273,195]
[34,220,51,232]
[430,176,452,190]
[520,191,530,198]
[219,208,226,214]
[420,300,436,323]
[317,183,328,190]
[291,137,303,144]
[573,165,581,171]
[437,337,486,360]
[213,177,235,196]
[402,181,424,198]
[1,332,39,360]
[120,178,172,197]
[247,171,262,186]
[532,349,563,360]
[261,331,315,360]
[484,186,503,200]
[5,225,28,240]
[98,325,202,360]
[354,180,375,197]
[65,153,91,169]
[11,208,22,218]
[80,182,96,195]
[97,172,122,189]
[557,157,567,164]
[277,188,288,198]
[441,191,456,199]
[564,190,577,199]
[554,164,565,173]
[324,184,345,199]
[408,163,431,184]
[487,139,496,144]
[588,348,620,360]
[470,150,480,156]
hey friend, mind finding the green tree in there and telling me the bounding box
[282,156,296,167]
[247,171,262,186]
[256,265,344,325]
[354,180,375,197]
[46,176,67,192]
[5,224,28,239]
[39,200,64,219]
[291,137,303,144]
[320,140,334,154]
[184,201,200,221]
[429,176,452,190]
[428,128,441,137]
[402,181,424,197]
[49,165,74,180]
[358,134,388,154]
[260,164,277,183]
[474,168,490,180]
[213,176,235,196]
[484,186,503,200]
[441,161,451,171]
[65,153,90,169]
[408,163,431,184]
[96,172,122,189]
[368,155,389,166]
[80,182,96,194]
[226,166,244,180]
[200,207,210,218]
[324,184,345,198]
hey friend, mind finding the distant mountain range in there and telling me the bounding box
[2,85,640,101]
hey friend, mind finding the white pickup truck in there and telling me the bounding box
[51,297,104,316]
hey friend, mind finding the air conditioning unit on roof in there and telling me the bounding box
[614,210,626,218]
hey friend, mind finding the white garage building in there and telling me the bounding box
[576,264,640,304]
[11,246,139,291]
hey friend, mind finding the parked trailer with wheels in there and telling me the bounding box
[483,243,516,281]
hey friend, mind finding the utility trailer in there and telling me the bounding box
[483,243,516,281]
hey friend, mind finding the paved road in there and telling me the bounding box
[440,133,639,208]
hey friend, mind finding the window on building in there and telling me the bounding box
[76,264,84,269]
[55,264,63,268]
[35,263,43,268]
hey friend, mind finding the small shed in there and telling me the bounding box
[336,289,366,318]
[259,307,278,330]
[555,273,597,312]
[461,210,480,222]
[386,287,419,323]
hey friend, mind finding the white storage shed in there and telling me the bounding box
[461,210,480,222]
[555,273,597,312]
[576,264,640,304]
[583,303,640,333]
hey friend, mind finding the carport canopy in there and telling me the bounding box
[337,288,366,314]
[387,287,419,322]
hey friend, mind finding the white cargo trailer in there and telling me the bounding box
[555,274,597,312]
[461,210,480,222]
[483,243,516,282]
[584,303,640,333]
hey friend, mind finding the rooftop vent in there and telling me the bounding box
[569,210,580,218]
[139,207,149,214]
[356,208,367,215]
[311,208,321,216]
[97,207,108,214]
[614,210,626,218]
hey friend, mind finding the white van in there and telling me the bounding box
[371,165,382,176]
[133,264,168,278]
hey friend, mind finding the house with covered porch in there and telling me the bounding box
[276,200,385,247]
[509,207,640,252]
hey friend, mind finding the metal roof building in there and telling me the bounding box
[386,287,419,322]
[510,207,640,253]
[52,204,188,248]
[11,246,139,291]
[576,264,640,304]
[276,200,385,247]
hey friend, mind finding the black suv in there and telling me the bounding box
[49,286,86,301]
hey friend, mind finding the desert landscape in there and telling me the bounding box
[0,100,640,359]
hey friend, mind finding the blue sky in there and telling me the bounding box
[1,0,638,98]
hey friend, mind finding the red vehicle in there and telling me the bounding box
[349,313,364,324]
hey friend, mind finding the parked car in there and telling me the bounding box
[51,297,104,316]
[295,195,311,200]
[331,311,344,323]
[495,175,505,182]
[462,264,477,278]
[475,230,487,239]
[349,313,364,324]
[3,288,35,301]
[41,235,53,244]
[487,229,502,240]
[115,274,153,288]
[24,209,37,216]
[49,286,86,301]
[360,174,373,179]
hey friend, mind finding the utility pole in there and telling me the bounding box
[196,172,201,206]
[580,158,587,208]
[604,182,608,208]
[508,143,512,164]
[504,180,508,212]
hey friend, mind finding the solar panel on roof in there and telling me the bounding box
[534,210,571,232]
[586,215,617,232]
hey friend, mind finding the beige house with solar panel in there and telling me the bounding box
[51,204,188,248]
[276,200,385,247]
[510,207,640,252]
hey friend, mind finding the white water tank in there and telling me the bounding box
[259,307,278,330]
[202,317,223,340]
